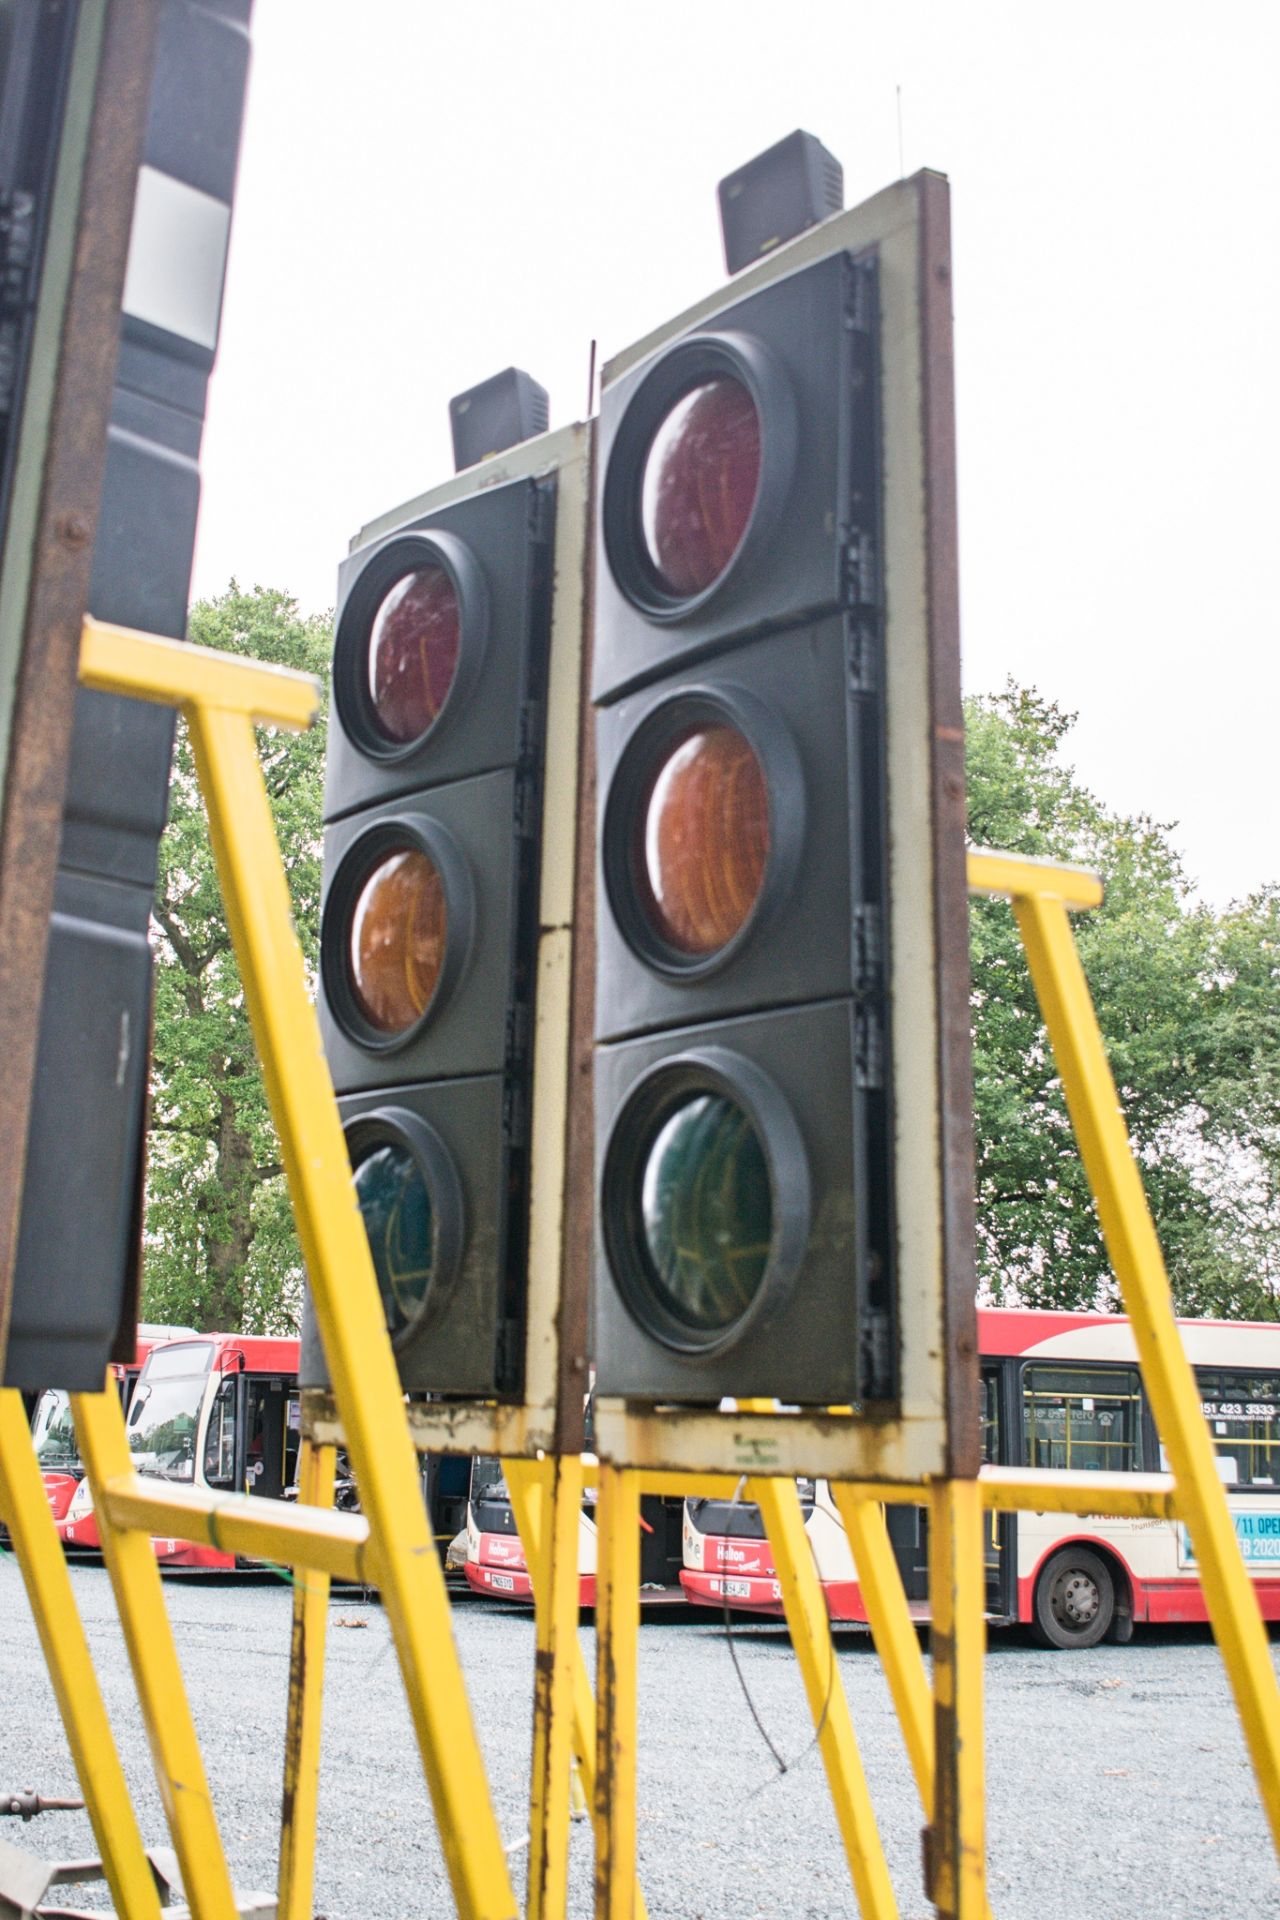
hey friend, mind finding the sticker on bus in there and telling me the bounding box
[1179,1515,1280,1568]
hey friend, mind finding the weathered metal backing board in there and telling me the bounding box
[304,417,593,1460]
[0,2,162,1375]
[593,170,977,1483]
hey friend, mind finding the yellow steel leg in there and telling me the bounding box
[509,1460,650,1920]
[1015,890,1280,1854]
[926,1479,985,1920]
[752,1475,899,1920]
[594,1465,640,1920]
[72,1386,238,1920]
[831,1490,934,1812]
[514,1452,582,1920]
[0,1391,163,1920]
[277,1440,337,1920]
[184,698,516,1919]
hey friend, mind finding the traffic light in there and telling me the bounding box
[591,149,971,1416]
[311,370,558,1399]
[2,0,251,1391]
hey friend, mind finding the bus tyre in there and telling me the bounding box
[1032,1548,1115,1649]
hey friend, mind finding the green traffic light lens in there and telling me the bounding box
[640,377,761,596]
[637,1091,772,1333]
[353,1141,436,1335]
[367,565,460,745]
[347,844,448,1035]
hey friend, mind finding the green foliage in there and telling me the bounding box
[142,585,330,1335]
[968,684,1280,1317]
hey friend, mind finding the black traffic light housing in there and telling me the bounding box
[591,238,892,1409]
[312,437,557,1398]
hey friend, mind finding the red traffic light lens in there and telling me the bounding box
[640,377,761,595]
[639,1091,771,1332]
[367,565,461,745]
[635,723,769,956]
[347,846,448,1034]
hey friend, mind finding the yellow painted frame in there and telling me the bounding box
[1,617,1274,1920]
[68,615,518,1920]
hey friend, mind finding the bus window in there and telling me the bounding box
[32,1390,79,1472]
[204,1378,237,1489]
[1022,1366,1142,1472]
[243,1377,287,1500]
[980,1369,1002,1465]
[1196,1371,1280,1489]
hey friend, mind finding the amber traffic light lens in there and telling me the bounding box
[367,565,461,745]
[354,1141,435,1335]
[638,1092,771,1332]
[640,377,761,595]
[635,723,769,956]
[348,846,447,1034]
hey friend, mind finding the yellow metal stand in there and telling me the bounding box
[6,617,1274,1920]
[594,1465,641,1920]
[973,848,1280,1852]
[71,617,518,1920]
[277,1440,336,1920]
[752,1475,898,1920]
[924,1479,985,1920]
[0,1391,163,1920]
[73,1385,239,1920]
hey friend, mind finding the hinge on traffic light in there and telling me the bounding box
[505,1000,530,1068]
[502,1080,528,1148]
[843,255,877,336]
[859,1308,894,1402]
[496,1315,522,1391]
[853,1002,884,1089]
[527,476,555,545]
[852,904,883,993]
[0,189,35,311]
[0,190,35,421]
[844,613,878,693]
[517,699,543,763]
[513,770,537,837]
[843,530,878,607]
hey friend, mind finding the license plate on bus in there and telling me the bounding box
[488,1571,515,1591]
[721,1578,751,1598]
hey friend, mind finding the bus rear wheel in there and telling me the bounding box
[1032,1548,1115,1649]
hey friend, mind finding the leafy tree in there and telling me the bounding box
[967,683,1280,1318]
[142,585,330,1334]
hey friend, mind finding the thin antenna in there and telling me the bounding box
[587,338,598,419]
[896,84,905,177]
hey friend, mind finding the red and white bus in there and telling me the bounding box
[29,1326,196,1541]
[463,1457,685,1606]
[60,1332,301,1568]
[681,1308,1280,1648]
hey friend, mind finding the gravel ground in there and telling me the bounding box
[2,1562,1278,1918]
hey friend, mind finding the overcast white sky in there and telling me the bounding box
[191,1,1279,908]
